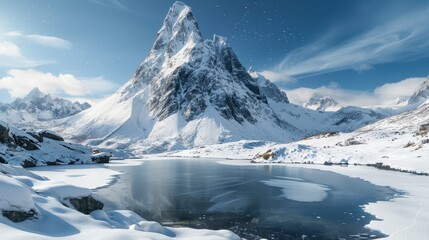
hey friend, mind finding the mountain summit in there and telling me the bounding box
[304,96,340,112]
[58,1,302,152]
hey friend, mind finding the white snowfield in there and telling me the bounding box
[0,163,240,240]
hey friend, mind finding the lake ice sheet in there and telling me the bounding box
[261,178,330,202]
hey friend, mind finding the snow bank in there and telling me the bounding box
[0,173,35,212]
[31,164,120,190]
[34,181,92,199]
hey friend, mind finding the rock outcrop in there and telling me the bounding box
[0,121,110,167]
[68,196,104,215]
[2,209,37,222]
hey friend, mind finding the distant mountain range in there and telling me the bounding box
[0,88,90,126]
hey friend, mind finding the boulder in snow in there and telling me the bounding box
[38,130,64,141]
[69,196,104,215]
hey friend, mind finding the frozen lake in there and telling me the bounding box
[95,159,398,239]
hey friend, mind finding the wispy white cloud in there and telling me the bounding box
[260,70,296,83]
[4,31,23,37]
[0,69,118,98]
[0,41,50,68]
[0,41,21,57]
[286,77,426,107]
[5,31,71,49]
[26,34,71,49]
[263,6,429,81]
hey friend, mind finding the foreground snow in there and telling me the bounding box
[0,163,239,240]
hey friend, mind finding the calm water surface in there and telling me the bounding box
[95,159,398,240]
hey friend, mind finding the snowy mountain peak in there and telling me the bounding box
[408,77,429,105]
[158,1,201,45]
[304,96,340,112]
[125,2,202,90]
[153,1,201,54]
[23,87,44,101]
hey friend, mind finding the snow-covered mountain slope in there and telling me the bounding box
[408,77,429,105]
[55,1,390,154]
[0,88,90,126]
[361,100,429,131]
[172,102,429,173]
[303,95,340,112]
[252,101,429,173]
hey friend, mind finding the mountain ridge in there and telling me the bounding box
[0,88,90,126]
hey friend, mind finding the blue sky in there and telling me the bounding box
[0,0,428,106]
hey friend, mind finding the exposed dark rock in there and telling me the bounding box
[26,131,43,142]
[0,154,6,164]
[253,149,275,160]
[60,144,85,154]
[21,157,38,168]
[2,209,37,222]
[68,196,104,214]
[39,131,64,141]
[0,122,9,144]
[12,134,40,150]
[46,159,65,166]
[91,154,110,163]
